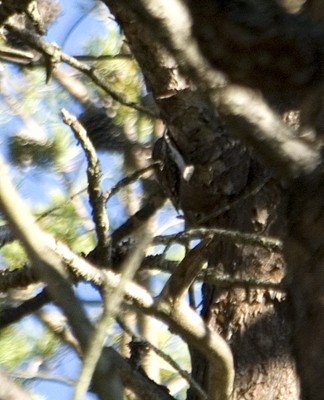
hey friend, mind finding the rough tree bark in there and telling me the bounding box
[103,1,305,399]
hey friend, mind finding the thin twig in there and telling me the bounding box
[117,316,207,400]
[61,108,111,265]
[197,177,271,224]
[0,45,34,61]
[0,156,123,400]
[112,191,166,246]
[73,226,152,400]
[154,227,282,251]
[64,254,234,400]
[105,163,159,201]
[35,188,87,221]
[4,24,156,117]
[9,370,75,387]
[73,54,133,61]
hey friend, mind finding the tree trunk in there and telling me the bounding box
[284,174,324,400]
[104,1,300,398]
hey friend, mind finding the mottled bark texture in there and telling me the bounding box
[284,174,324,400]
[103,1,324,399]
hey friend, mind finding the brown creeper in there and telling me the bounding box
[152,131,194,211]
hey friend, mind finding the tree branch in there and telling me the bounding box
[4,23,155,117]
[159,238,212,302]
[154,227,282,252]
[0,264,38,292]
[61,108,111,265]
[0,290,50,329]
[111,191,165,247]
[0,156,93,348]
[66,257,234,400]
[216,85,322,179]
[73,227,152,400]
[106,0,323,182]
[117,316,207,400]
[0,156,119,400]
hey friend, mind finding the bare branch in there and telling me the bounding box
[105,163,160,201]
[0,156,120,400]
[37,310,81,355]
[4,23,155,117]
[0,290,50,329]
[159,238,212,302]
[3,218,233,400]
[72,54,133,62]
[61,108,111,265]
[0,264,38,292]
[10,370,74,388]
[117,316,207,400]
[154,227,282,252]
[65,256,234,400]
[112,191,166,246]
[0,44,34,63]
[74,227,152,400]
[216,85,322,179]
[0,155,93,348]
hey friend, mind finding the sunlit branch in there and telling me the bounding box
[0,153,233,400]
[0,155,120,400]
[0,217,233,399]
[202,273,285,293]
[0,53,133,67]
[216,85,322,179]
[159,238,212,302]
[62,108,111,265]
[140,254,178,273]
[0,155,93,348]
[0,44,34,62]
[74,228,152,400]
[10,370,75,387]
[4,23,156,117]
[64,252,234,400]
[141,255,285,292]
[1,217,233,400]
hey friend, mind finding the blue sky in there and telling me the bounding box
[2,2,110,399]
[0,2,194,398]
[38,2,108,398]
